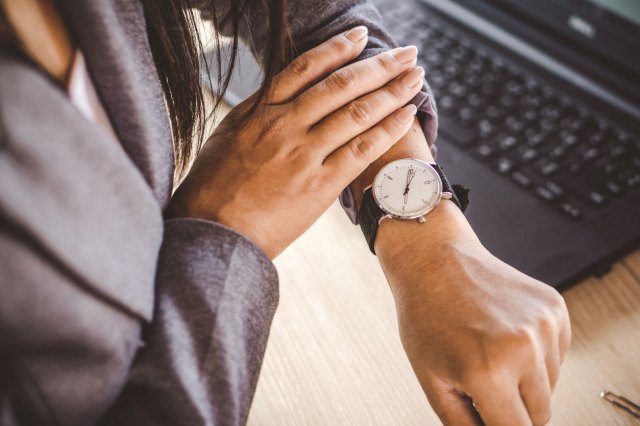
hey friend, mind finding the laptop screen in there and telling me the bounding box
[588,0,640,27]
[492,0,640,76]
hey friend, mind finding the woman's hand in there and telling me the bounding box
[169,27,425,258]
[377,203,572,426]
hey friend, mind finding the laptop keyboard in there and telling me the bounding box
[376,2,640,220]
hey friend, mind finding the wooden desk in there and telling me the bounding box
[247,202,640,425]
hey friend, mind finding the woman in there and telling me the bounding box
[0,0,570,425]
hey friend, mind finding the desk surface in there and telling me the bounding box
[247,201,640,425]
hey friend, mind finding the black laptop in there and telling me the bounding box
[203,0,640,289]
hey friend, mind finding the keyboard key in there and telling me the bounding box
[559,201,583,219]
[512,171,532,188]
[467,93,484,109]
[622,173,640,189]
[536,185,557,202]
[581,147,600,162]
[476,143,497,159]
[606,181,624,196]
[546,181,565,197]
[449,82,467,98]
[526,132,547,147]
[560,132,579,148]
[478,120,496,139]
[550,146,567,160]
[523,110,539,123]
[519,148,538,163]
[589,191,607,206]
[499,135,518,151]
[540,162,559,176]
[458,107,476,126]
[610,145,626,159]
[495,158,514,174]
[438,95,456,115]
[506,117,526,134]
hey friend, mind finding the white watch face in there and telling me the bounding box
[372,159,442,219]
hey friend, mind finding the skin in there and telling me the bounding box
[170,29,424,258]
[8,0,572,421]
[174,29,571,425]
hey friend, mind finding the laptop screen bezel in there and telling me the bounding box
[494,0,640,75]
[446,0,640,105]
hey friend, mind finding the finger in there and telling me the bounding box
[558,301,572,364]
[424,377,483,426]
[309,66,425,154]
[323,104,417,187]
[545,341,561,392]
[470,381,531,426]
[267,26,369,104]
[520,362,552,426]
[550,299,571,391]
[294,45,419,126]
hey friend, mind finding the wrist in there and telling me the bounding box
[375,199,481,267]
[351,116,433,208]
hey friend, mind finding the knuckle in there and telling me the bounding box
[549,291,568,320]
[327,37,351,56]
[349,135,376,159]
[514,327,539,350]
[261,111,288,137]
[466,364,510,392]
[378,118,398,139]
[387,81,406,99]
[327,69,356,91]
[302,171,323,195]
[375,53,394,73]
[290,54,313,78]
[346,100,372,126]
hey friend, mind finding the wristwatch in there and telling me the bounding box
[357,158,469,254]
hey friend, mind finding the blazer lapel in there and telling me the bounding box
[56,0,175,207]
[0,53,162,321]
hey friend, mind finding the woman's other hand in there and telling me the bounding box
[169,27,424,258]
[377,202,572,426]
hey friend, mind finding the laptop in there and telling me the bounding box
[202,0,640,289]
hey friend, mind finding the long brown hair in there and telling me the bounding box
[141,0,293,180]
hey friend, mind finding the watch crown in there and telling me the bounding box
[417,216,426,224]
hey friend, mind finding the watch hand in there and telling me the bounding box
[407,168,416,186]
[404,191,409,205]
[403,169,415,195]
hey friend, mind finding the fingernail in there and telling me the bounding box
[345,26,368,42]
[395,104,418,123]
[401,66,425,87]
[392,45,418,63]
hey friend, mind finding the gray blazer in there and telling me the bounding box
[0,0,424,425]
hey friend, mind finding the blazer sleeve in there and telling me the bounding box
[0,217,277,426]
[194,0,436,134]
[101,219,279,426]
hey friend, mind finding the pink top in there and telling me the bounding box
[66,51,118,141]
